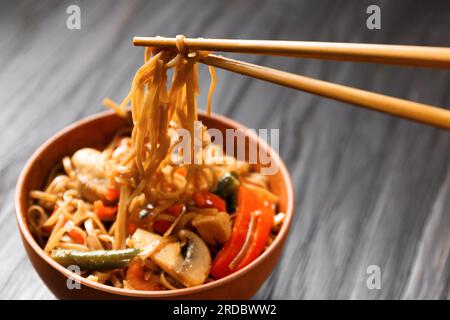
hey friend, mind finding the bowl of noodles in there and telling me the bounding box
[15,47,294,299]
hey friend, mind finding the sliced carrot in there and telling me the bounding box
[94,200,118,221]
[125,260,164,291]
[62,219,84,244]
[67,229,85,245]
[175,167,187,177]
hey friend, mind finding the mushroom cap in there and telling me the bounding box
[131,228,212,287]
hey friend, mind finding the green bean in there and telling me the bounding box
[51,248,140,270]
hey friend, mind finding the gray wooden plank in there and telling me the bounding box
[0,0,449,299]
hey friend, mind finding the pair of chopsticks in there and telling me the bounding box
[133,37,450,130]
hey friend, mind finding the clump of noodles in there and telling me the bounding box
[105,46,222,250]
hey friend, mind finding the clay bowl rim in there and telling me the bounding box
[15,110,295,298]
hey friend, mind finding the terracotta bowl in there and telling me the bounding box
[15,110,295,299]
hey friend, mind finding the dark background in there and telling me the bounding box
[0,0,449,299]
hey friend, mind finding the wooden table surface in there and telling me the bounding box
[1,0,449,299]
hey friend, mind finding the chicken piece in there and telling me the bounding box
[191,211,231,246]
[71,148,109,202]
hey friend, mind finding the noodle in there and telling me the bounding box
[115,186,130,249]
[206,66,216,116]
[27,41,281,291]
[30,190,58,203]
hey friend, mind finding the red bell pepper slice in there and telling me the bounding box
[210,186,256,279]
[235,193,275,270]
[210,186,275,279]
[194,191,226,212]
[153,220,172,235]
[153,204,184,235]
[128,222,137,235]
[165,204,183,216]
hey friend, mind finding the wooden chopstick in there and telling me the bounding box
[133,37,450,69]
[199,54,450,130]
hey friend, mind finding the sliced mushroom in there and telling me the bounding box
[191,212,231,245]
[131,228,211,287]
[154,230,211,287]
[71,148,109,202]
[131,228,167,258]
